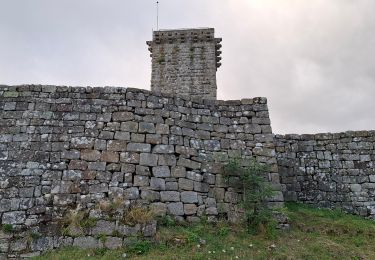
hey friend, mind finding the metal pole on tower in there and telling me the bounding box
[156,1,159,31]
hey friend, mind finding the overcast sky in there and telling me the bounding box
[1,0,374,134]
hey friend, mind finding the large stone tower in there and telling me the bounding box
[147,28,222,99]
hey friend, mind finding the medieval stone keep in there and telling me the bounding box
[0,27,374,257]
[147,28,222,99]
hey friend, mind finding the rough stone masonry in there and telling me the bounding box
[0,84,283,258]
[1,26,375,258]
[147,28,222,99]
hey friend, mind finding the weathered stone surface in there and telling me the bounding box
[276,132,375,217]
[177,158,201,170]
[71,137,94,149]
[104,237,123,249]
[124,187,140,200]
[112,112,134,121]
[184,204,198,215]
[178,178,194,191]
[2,211,26,224]
[107,140,127,151]
[160,191,180,202]
[73,237,100,249]
[139,122,156,133]
[153,166,171,178]
[127,143,151,152]
[149,28,220,99]
[0,83,290,256]
[171,166,186,178]
[121,121,138,132]
[181,191,198,203]
[141,190,160,201]
[30,237,54,251]
[150,177,166,191]
[81,150,101,161]
[134,175,150,187]
[91,220,115,235]
[143,221,157,237]
[140,153,158,166]
[167,202,184,216]
[100,151,119,163]
[153,145,174,154]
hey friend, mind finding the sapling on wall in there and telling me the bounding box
[223,158,275,233]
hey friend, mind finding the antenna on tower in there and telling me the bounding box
[156,1,159,31]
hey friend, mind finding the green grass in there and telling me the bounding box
[34,203,375,260]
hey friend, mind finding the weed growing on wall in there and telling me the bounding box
[2,224,13,233]
[223,158,274,233]
[123,204,155,226]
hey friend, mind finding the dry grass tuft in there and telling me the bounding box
[123,204,155,226]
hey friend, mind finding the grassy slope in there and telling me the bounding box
[35,203,375,260]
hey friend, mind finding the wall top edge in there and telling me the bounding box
[274,130,375,140]
[0,84,267,106]
[153,28,214,33]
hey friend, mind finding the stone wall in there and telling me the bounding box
[0,84,283,257]
[147,28,222,99]
[275,132,375,219]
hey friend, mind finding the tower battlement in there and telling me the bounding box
[147,28,222,99]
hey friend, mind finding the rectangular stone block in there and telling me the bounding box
[177,158,201,170]
[127,143,151,152]
[160,191,180,202]
[153,145,174,154]
[153,166,171,178]
[81,150,101,161]
[107,140,127,151]
[121,121,138,132]
[100,151,119,163]
[150,177,166,191]
[181,191,198,203]
[128,164,148,177]
[167,202,184,215]
[178,178,194,191]
[140,153,158,166]
[134,175,150,187]
[112,111,134,121]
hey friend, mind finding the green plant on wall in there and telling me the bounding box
[157,56,165,64]
[2,224,13,233]
[222,158,274,234]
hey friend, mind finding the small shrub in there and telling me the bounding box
[222,158,275,234]
[96,233,107,243]
[2,224,13,233]
[123,204,154,226]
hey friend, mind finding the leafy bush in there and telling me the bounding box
[222,158,274,233]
